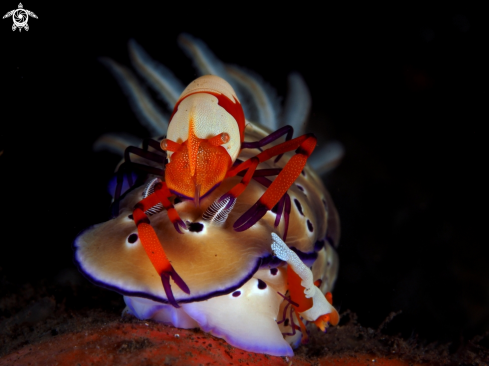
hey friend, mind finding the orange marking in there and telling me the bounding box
[329,307,340,326]
[254,134,311,162]
[312,293,339,329]
[226,158,253,178]
[187,118,201,178]
[133,183,182,275]
[226,135,316,204]
[136,221,172,275]
[299,134,317,156]
[227,157,259,198]
[167,208,181,225]
[132,207,147,225]
[137,193,162,212]
[326,292,333,305]
[154,183,175,210]
[260,154,307,209]
[287,267,313,313]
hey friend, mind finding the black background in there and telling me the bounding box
[0,2,485,349]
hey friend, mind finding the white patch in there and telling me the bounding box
[271,233,314,296]
[299,286,336,322]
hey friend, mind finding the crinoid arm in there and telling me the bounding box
[282,73,311,137]
[99,57,169,136]
[128,39,184,111]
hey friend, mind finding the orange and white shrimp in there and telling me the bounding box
[125,76,320,305]
[272,233,339,343]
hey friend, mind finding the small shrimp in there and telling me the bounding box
[271,233,339,341]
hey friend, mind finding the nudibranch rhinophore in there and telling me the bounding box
[74,34,343,357]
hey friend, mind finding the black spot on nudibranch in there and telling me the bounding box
[232,291,241,297]
[270,268,278,276]
[307,219,314,232]
[294,199,304,216]
[188,222,204,232]
[257,279,267,290]
[128,214,133,220]
[284,319,290,327]
[296,184,305,192]
[174,197,182,205]
[128,233,138,244]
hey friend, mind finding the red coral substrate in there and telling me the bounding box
[0,320,425,366]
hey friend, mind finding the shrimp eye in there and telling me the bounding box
[220,132,230,144]
[208,132,230,147]
[160,139,181,152]
[160,139,168,150]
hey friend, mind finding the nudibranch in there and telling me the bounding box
[74,34,342,357]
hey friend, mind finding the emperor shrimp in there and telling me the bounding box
[75,34,342,356]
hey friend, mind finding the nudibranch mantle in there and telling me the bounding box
[75,34,342,357]
[75,123,337,303]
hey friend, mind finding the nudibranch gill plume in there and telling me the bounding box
[74,34,343,357]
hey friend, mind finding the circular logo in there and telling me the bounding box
[12,9,28,27]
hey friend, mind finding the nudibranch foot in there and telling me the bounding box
[123,268,294,357]
[124,296,199,329]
